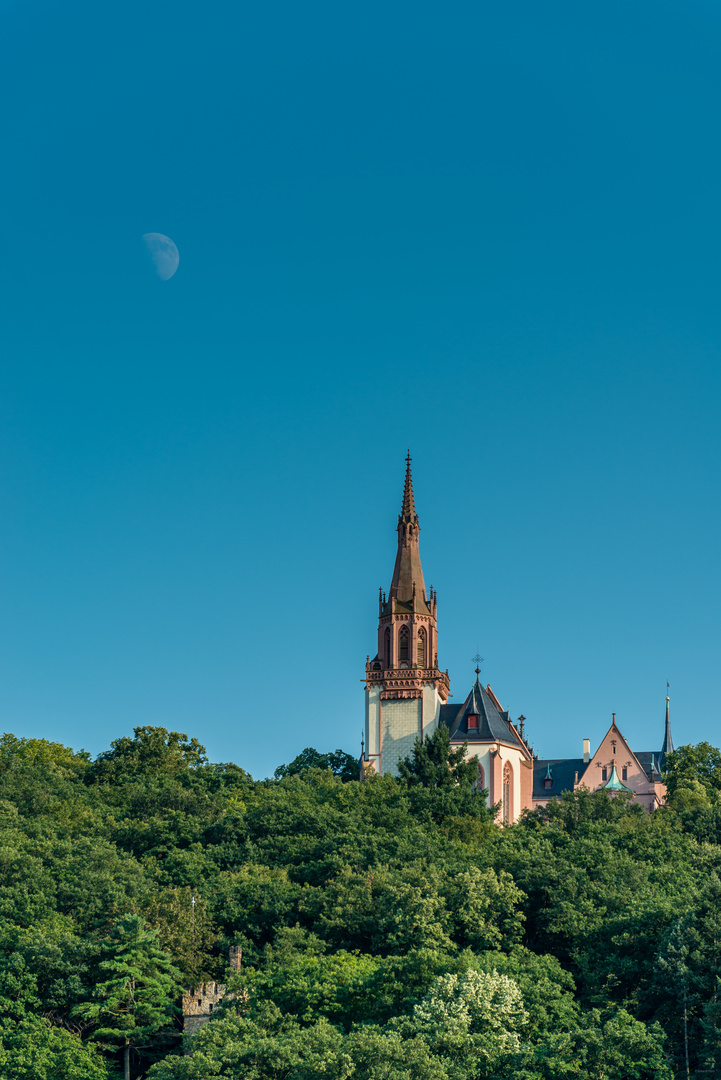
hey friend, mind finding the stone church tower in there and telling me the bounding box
[364,455,450,775]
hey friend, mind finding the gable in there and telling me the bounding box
[579,720,655,794]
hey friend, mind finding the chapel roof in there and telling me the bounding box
[442,676,524,748]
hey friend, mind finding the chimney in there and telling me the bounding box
[228,947,242,974]
[583,738,590,763]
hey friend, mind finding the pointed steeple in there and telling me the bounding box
[661,691,674,756]
[389,452,428,607]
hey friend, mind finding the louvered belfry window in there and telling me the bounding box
[417,629,426,667]
[399,626,409,663]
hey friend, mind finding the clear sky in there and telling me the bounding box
[1,0,720,777]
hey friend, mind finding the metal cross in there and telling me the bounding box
[471,651,484,675]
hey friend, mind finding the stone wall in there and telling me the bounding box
[182,982,226,1035]
[381,697,422,775]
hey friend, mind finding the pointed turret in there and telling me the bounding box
[661,694,674,757]
[389,452,428,608]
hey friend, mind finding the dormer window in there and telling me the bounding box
[468,714,479,730]
[544,776,553,789]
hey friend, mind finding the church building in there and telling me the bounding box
[363,457,674,821]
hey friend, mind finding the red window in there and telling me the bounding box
[468,714,478,730]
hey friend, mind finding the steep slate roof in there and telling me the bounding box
[533,757,585,799]
[441,676,524,748]
[635,752,663,779]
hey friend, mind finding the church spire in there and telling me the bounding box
[389,452,427,606]
[661,688,674,756]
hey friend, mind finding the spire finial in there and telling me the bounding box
[472,651,483,678]
[401,451,416,520]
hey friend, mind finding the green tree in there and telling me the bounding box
[699,975,721,1078]
[654,919,695,1079]
[565,1008,672,1080]
[144,886,218,983]
[398,726,479,789]
[146,1003,349,1079]
[0,734,91,779]
[393,968,528,1079]
[73,914,182,1080]
[444,867,525,951]
[243,926,383,1028]
[0,1017,109,1080]
[274,747,359,782]
[664,742,721,804]
[0,953,107,1079]
[89,727,208,784]
[343,1027,449,1079]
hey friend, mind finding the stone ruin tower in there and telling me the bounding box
[182,946,242,1034]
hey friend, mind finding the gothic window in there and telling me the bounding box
[503,761,513,824]
[399,626,409,664]
[474,761,485,792]
[417,628,426,667]
[384,627,391,668]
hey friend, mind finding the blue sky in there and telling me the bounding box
[1,0,720,777]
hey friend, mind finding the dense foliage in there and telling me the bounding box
[0,726,720,1077]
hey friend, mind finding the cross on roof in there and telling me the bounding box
[471,651,484,676]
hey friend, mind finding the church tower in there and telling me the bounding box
[364,455,450,775]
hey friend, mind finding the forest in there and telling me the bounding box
[0,725,720,1079]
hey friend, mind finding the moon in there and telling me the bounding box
[142,233,179,280]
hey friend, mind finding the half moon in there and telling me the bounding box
[143,233,179,280]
